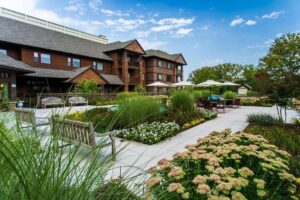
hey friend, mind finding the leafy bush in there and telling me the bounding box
[201,90,211,97]
[117,122,180,144]
[134,85,146,94]
[223,91,237,99]
[193,91,203,100]
[65,107,115,133]
[247,113,280,126]
[170,91,195,113]
[240,96,274,107]
[146,129,298,200]
[202,110,218,120]
[295,118,300,125]
[116,92,139,101]
[165,108,204,127]
[96,99,118,106]
[182,118,204,130]
[75,79,100,94]
[116,96,162,128]
[244,124,300,177]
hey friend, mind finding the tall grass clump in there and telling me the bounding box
[223,91,237,99]
[116,96,162,128]
[193,91,202,100]
[170,91,195,112]
[116,92,139,101]
[247,113,280,126]
[0,118,142,199]
[201,90,211,97]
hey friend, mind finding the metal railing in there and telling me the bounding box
[0,7,108,44]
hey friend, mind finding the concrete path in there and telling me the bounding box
[1,105,299,181]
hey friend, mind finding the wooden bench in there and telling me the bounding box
[41,97,66,108]
[68,97,88,106]
[51,117,116,160]
[15,108,49,134]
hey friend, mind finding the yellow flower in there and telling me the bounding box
[296,177,300,185]
[181,192,190,199]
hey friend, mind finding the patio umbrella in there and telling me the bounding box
[222,81,240,86]
[196,80,223,97]
[172,81,194,87]
[146,81,169,87]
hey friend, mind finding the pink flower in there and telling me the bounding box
[192,175,207,184]
[168,167,185,180]
[146,176,161,188]
[197,184,210,195]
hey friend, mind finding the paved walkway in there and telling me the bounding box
[1,105,299,181]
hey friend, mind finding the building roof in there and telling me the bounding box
[0,53,33,72]
[105,40,135,52]
[144,50,187,65]
[0,17,113,61]
[100,74,124,85]
[25,66,88,79]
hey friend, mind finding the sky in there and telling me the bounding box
[0,0,299,80]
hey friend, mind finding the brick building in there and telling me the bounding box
[0,8,187,102]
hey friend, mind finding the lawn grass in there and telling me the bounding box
[244,124,300,177]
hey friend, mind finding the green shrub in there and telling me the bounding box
[65,108,115,133]
[170,91,195,112]
[202,110,218,120]
[295,118,300,125]
[201,90,211,97]
[247,113,280,126]
[193,91,202,100]
[165,108,203,127]
[245,124,300,177]
[75,79,100,94]
[146,129,298,199]
[134,85,146,94]
[116,96,162,128]
[116,92,139,101]
[117,122,180,144]
[223,91,237,99]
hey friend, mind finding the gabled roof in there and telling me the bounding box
[25,66,88,79]
[0,17,113,61]
[100,74,124,85]
[0,53,33,72]
[144,50,187,65]
[105,39,146,54]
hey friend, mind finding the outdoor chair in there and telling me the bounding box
[68,96,88,106]
[202,99,214,110]
[225,99,234,108]
[41,97,66,108]
[233,98,241,108]
[15,108,49,135]
[216,100,226,113]
[51,117,116,160]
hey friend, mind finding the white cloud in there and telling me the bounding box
[199,25,209,30]
[150,17,195,34]
[104,18,145,32]
[100,9,130,17]
[262,11,283,19]
[138,39,168,49]
[134,30,150,38]
[64,0,86,15]
[174,28,193,38]
[230,17,245,26]
[245,20,256,26]
[88,0,102,11]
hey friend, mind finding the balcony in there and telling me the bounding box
[129,77,140,85]
[118,59,140,70]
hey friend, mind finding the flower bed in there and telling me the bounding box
[182,118,205,130]
[146,129,298,199]
[240,96,273,107]
[117,122,180,145]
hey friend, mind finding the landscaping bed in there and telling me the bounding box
[146,129,299,199]
[240,96,273,107]
[65,91,218,145]
[244,124,300,177]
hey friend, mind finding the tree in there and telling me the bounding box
[214,63,244,82]
[188,66,217,84]
[259,33,300,121]
[75,79,100,94]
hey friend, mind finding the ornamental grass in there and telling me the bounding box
[146,129,298,200]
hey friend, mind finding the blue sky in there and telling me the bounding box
[0,0,299,80]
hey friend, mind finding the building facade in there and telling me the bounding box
[0,8,187,103]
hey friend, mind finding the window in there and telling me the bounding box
[0,49,7,55]
[177,65,182,72]
[158,60,163,67]
[72,58,80,68]
[34,52,39,63]
[167,63,172,69]
[41,53,51,64]
[93,61,96,68]
[96,62,103,71]
[157,73,163,81]
[177,76,181,82]
[68,58,72,66]
[166,75,172,82]
[67,57,80,67]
